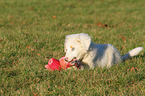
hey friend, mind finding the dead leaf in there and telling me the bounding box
[88,24,92,28]
[97,23,102,27]
[107,80,112,83]
[67,24,71,27]
[130,67,135,71]
[33,39,37,42]
[102,24,109,27]
[10,22,14,25]
[26,45,30,49]
[0,39,3,42]
[29,7,34,10]
[37,53,41,57]
[83,24,88,28]
[121,46,125,50]
[31,48,34,51]
[53,16,56,18]
[18,45,21,48]
[119,35,126,43]
[97,23,116,28]
[45,56,49,60]
[134,67,138,70]
[128,67,138,72]
[33,93,37,96]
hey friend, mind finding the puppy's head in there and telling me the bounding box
[64,33,91,62]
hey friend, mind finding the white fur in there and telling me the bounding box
[64,33,143,69]
[122,47,143,61]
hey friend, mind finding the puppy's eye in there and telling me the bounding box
[71,48,75,51]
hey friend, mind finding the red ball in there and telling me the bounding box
[45,58,61,71]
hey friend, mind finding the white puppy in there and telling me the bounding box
[64,33,143,69]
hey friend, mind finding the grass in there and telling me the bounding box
[0,0,145,95]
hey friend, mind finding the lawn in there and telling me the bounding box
[0,0,145,95]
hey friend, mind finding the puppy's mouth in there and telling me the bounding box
[65,57,82,69]
[65,57,77,62]
[68,59,81,68]
[65,59,76,63]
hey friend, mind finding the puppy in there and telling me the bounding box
[64,33,143,69]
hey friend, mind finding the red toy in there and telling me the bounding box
[45,56,81,71]
[45,58,61,71]
[59,56,73,69]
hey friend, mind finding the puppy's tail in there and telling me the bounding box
[122,47,143,61]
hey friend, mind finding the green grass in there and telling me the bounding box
[0,0,145,95]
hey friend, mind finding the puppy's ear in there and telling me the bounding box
[78,33,91,51]
[65,35,71,43]
[64,35,73,52]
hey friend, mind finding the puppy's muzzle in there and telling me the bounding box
[65,57,76,62]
